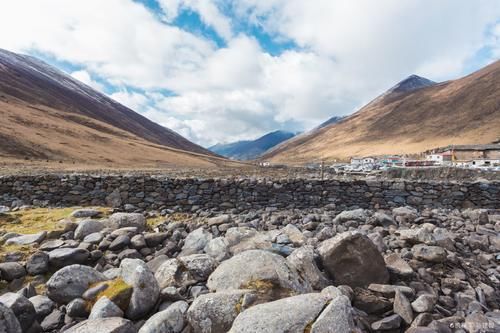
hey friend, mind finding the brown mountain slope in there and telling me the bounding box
[0,48,213,156]
[0,97,241,168]
[262,60,500,164]
[0,49,238,168]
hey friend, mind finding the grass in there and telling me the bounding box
[0,207,109,234]
[87,278,133,312]
[146,212,191,229]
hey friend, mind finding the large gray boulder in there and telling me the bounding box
[5,231,46,245]
[310,295,355,333]
[26,251,49,275]
[179,228,213,256]
[317,232,389,287]
[74,219,105,239]
[138,301,188,333]
[287,246,330,290]
[107,213,146,231]
[0,262,26,281]
[178,254,217,282]
[89,297,124,319]
[0,302,22,333]
[187,290,256,333]
[29,295,55,321]
[46,265,106,304]
[333,209,368,223]
[71,209,102,218]
[48,248,90,268]
[64,317,137,333]
[229,291,335,333]
[207,250,311,297]
[119,259,159,320]
[0,292,36,332]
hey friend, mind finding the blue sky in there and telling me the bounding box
[0,0,499,146]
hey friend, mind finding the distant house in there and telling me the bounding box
[351,157,376,165]
[470,159,500,167]
[425,152,453,164]
[379,155,403,166]
[435,144,500,161]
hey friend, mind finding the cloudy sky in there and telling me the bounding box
[1,1,499,146]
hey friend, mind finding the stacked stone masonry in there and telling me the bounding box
[0,175,498,211]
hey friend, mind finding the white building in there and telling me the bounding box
[351,157,376,165]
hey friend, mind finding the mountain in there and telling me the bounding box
[0,48,233,168]
[209,130,296,160]
[315,116,345,130]
[261,61,500,164]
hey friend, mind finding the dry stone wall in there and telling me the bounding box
[0,175,498,211]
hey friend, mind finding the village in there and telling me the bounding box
[330,144,500,173]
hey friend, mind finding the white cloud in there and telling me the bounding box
[109,91,149,111]
[157,0,233,40]
[71,70,104,92]
[0,0,498,146]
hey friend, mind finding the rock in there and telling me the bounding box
[180,228,213,256]
[0,262,26,281]
[0,302,22,333]
[138,301,188,333]
[71,209,102,218]
[26,251,49,275]
[178,254,217,282]
[411,294,437,313]
[155,259,193,290]
[333,209,368,223]
[46,265,106,304]
[48,248,90,268]
[119,258,160,320]
[64,317,136,333]
[371,314,402,330]
[392,206,418,224]
[39,239,65,251]
[229,292,334,333]
[107,213,146,232]
[146,255,169,273]
[394,289,413,324]
[89,296,124,319]
[106,189,122,208]
[412,245,447,263]
[67,298,90,318]
[281,224,306,246]
[0,292,36,332]
[368,284,414,298]
[207,249,310,297]
[317,232,389,287]
[5,231,46,245]
[130,234,147,249]
[40,309,65,331]
[204,237,229,261]
[287,246,330,290]
[310,295,355,333]
[353,288,392,314]
[144,232,168,247]
[74,219,105,239]
[29,295,55,321]
[109,235,131,251]
[84,232,104,244]
[384,253,414,276]
[371,212,396,227]
[187,290,256,333]
[207,214,231,226]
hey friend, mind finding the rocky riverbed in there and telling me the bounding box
[0,205,499,332]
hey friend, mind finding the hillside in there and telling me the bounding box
[209,130,296,160]
[261,60,500,164]
[0,49,235,168]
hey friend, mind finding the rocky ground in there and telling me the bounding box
[0,205,499,333]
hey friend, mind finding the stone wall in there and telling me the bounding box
[0,175,498,211]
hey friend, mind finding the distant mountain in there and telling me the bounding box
[210,130,296,160]
[387,74,436,94]
[0,48,235,168]
[316,116,345,130]
[261,61,500,164]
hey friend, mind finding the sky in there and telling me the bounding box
[0,1,499,147]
